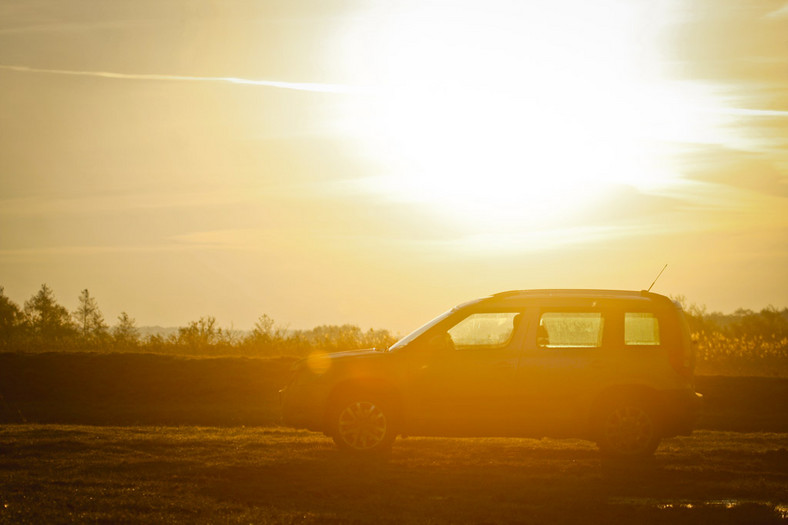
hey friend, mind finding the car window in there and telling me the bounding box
[447,312,521,349]
[625,312,660,346]
[538,312,604,348]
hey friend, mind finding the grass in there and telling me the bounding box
[0,425,786,524]
[1,352,787,522]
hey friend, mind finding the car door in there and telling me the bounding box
[515,306,613,435]
[404,310,527,435]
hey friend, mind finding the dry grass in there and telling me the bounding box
[695,332,788,377]
[1,425,787,524]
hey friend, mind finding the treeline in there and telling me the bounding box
[0,284,396,357]
[1,285,787,374]
[677,296,788,376]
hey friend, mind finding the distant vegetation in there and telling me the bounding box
[1,284,786,375]
[675,296,788,376]
[0,284,396,358]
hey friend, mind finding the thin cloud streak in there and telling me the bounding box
[3,64,784,119]
[0,64,369,94]
[388,225,654,255]
[710,107,788,118]
[767,3,788,18]
[0,244,200,258]
[0,190,261,217]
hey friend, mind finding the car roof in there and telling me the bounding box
[492,289,655,298]
[472,289,676,308]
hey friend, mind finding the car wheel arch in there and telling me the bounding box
[589,385,666,433]
[590,385,666,458]
[323,378,403,431]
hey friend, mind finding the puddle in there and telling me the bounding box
[611,497,787,518]
[658,499,738,510]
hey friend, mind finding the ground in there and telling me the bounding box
[1,425,786,524]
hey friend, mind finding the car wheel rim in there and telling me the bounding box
[337,401,388,450]
[604,405,653,455]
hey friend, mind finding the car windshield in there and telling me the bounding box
[387,308,455,352]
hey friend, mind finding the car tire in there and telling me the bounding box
[596,399,661,458]
[330,395,396,455]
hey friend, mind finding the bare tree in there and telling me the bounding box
[73,289,109,344]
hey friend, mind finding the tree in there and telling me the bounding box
[243,314,289,354]
[249,314,287,343]
[112,312,140,347]
[23,284,75,344]
[0,286,23,346]
[177,316,218,349]
[73,289,109,343]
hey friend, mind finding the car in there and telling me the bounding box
[280,289,703,458]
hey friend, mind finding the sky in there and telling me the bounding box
[1,0,786,334]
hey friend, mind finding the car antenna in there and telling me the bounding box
[647,264,668,292]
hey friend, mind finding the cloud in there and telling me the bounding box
[766,2,788,18]
[0,244,191,259]
[0,64,367,94]
[579,185,690,223]
[349,222,671,257]
[679,146,788,198]
[169,229,264,250]
[710,107,788,118]
[430,225,645,254]
[0,189,257,217]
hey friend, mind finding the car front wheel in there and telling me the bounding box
[330,397,396,454]
[596,401,661,458]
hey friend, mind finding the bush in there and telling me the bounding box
[680,301,788,376]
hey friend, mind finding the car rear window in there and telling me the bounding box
[538,312,604,348]
[625,312,660,346]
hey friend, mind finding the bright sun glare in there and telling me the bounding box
[334,1,722,228]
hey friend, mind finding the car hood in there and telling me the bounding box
[323,348,382,360]
[290,348,390,377]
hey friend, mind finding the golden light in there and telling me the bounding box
[306,350,332,375]
[331,1,727,229]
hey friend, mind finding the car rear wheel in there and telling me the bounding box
[331,397,396,454]
[596,401,661,458]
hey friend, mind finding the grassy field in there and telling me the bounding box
[0,425,786,524]
[1,352,787,523]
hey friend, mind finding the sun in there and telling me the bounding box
[332,0,718,228]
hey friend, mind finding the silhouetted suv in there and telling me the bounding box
[280,290,702,458]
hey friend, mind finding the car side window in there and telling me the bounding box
[447,312,522,350]
[625,312,660,346]
[538,312,604,348]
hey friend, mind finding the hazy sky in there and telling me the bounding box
[1,0,786,333]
